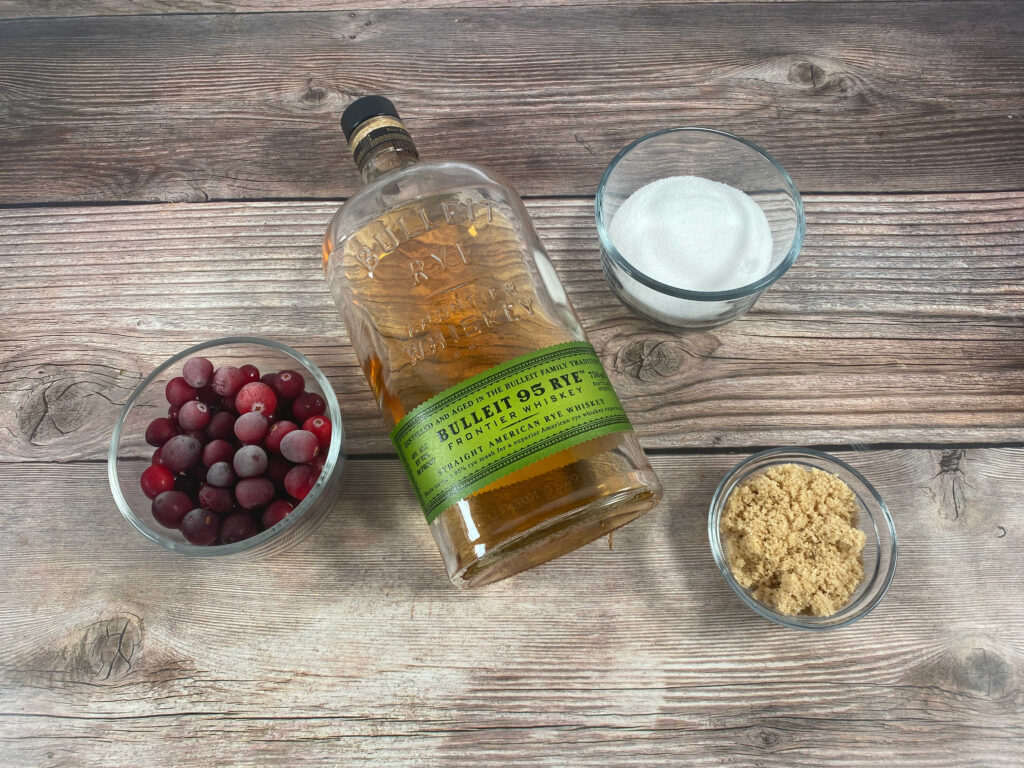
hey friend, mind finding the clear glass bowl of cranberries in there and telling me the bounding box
[108,337,345,556]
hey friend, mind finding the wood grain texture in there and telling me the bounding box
[0,0,906,22]
[1,194,1021,461]
[1,448,1021,767]
[0,2,1022,203]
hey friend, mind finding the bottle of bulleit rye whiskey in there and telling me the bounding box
[322,96,662,587]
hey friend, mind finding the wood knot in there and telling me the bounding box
[788,60,828,89]
[952,647,1012,698]
[615,339,681,381]
[2,354,140,457]
[60,614,143,684]
[755,728,782,749]
[936,449,970,521]
[939,448,965,476]
[301,86,327,104]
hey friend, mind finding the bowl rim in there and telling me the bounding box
[595,126,806,302]
[708,447,898,631]
[108,336,344,556]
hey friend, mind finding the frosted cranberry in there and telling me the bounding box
[152,446,166,466]
[140,465,175,499]
[182,428,206,442]
[181,508,220,545]
[206,461,235,488]
[161,434,202,473]
[212,366,246,397]
[273,370,305,400]
[284,464,316,500]
[260,372,277,386]
[265,420,298,454]
[165,376,197,407]
[182,356,214,388]
[302,416,332,449]
[235,478,274,510]
[262,500,294,528]
[233,445,268,478]
[145,417,178,447]
[205,411,235,441]
[235,382,277,415]
[202,439,235,467]
[152,490,193,528]
[220,512,259,543]
[178,400,211,431]
[280,430,318,464]
[198,483,233,514]
[240,364,261,383]
[168,404,180,421]
[234,411,269,444]
[292,392,325,421]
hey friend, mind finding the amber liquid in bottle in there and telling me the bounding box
[323,100,662,587]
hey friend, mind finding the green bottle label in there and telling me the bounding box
[391,341,633,524]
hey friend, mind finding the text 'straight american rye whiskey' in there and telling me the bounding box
[322,96,663,586]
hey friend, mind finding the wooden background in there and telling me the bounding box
[1,2,1022,766]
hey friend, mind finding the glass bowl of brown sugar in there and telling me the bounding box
[708,448,898,631]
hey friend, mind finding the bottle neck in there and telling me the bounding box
[358,144,419,183]
[348,116,420,184]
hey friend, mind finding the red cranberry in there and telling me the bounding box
[284,464,317,500]
[212,366,246,397]
[140,465,175,499]
[165,376,197,407]
[240,364,261,383]
[273,370,305,400]
[302,416,332,450]
[178,400,211,431]
[262,500,294,528]
[235,382,277,415]
[181,508,220,545]
[292,392,326,421]
[235,478,274,510]
[220,512,259,543]
[152,490,193,529]
[145,417,178,447]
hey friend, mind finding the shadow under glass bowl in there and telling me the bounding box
[596,127,805,331]
[108,336,345,557]
[708,447,897,631]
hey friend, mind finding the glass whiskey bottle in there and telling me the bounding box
[322,96,662,587]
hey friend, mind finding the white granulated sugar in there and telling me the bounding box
[609,175,773,292]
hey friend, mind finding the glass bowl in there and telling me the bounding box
[708,448,897,630]
[596,128,805,330]
[108,337,345,557]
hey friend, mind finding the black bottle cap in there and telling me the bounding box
[340,95,401,141]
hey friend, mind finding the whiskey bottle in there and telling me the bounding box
[322,96,662,587]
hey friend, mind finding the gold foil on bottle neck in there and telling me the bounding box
[348,115,407,151]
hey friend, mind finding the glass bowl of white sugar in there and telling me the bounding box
[596,128,804,330]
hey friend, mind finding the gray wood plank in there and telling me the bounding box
[2,194,1021,462]
[0,2,1021,202]
[0,0,904,22]
[0,448,1021,766]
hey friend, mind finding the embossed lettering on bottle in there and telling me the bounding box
[322,96,662,587]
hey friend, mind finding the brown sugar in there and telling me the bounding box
[720,463,866,617]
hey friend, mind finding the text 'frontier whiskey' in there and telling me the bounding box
[322,96,662,587]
